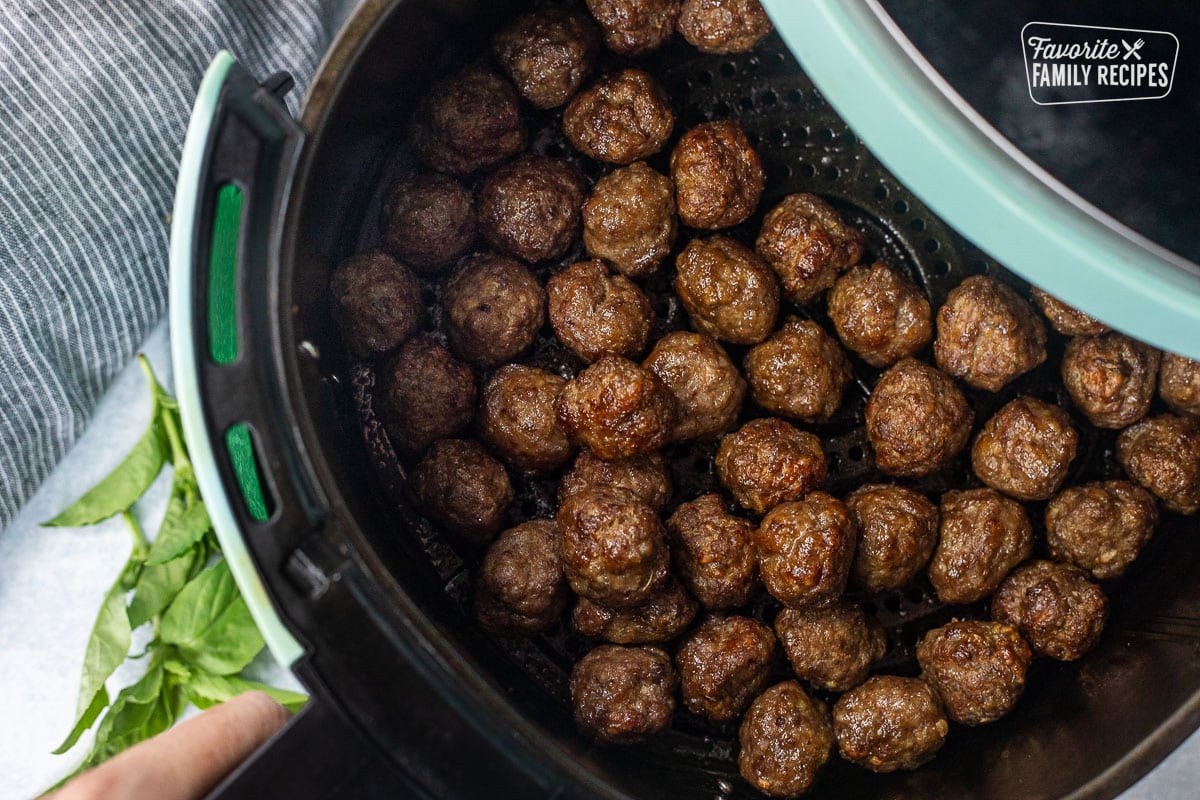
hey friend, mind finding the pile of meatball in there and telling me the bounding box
[327,1,1200,797]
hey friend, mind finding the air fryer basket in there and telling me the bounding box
[274,1,1200,797]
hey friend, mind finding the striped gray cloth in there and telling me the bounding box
[0,1,330,526]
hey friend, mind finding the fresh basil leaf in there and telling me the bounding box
[42,421,165,527]
[116,552,145,593]
[61,578,132,750]
[184,670,308,713]
[163,658,192,681]
[51,685,109,755]
[160,560,265,675]
[146,498,210,566]
[127,546,201,629]
[81,674,183,769]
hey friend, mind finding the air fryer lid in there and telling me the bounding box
[183,1,1200,798]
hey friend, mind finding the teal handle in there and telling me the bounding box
[763,0,1200,359]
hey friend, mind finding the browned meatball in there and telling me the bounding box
[558,484,670,607]
[572,578,697,643]
[744,318,853,423]
[585,0,679,55]
[756,493,856,609]
[477,365,573,474]
[1046,480,1158,580]
[916,620,1032,726]
[738,681,834,799]
[377,337,476,456]
[677,0,772,54]
[379,175,476,274]
[409,439,513,543]
[477,155,587,263]
[671,121,764,229]
[582,162,677,278]
[776,603,885,692]
[755,193,865,306]
[1030,287,1110,336]
[832,676,948,773]
[475,520,568,635]
[409,66,525,176]
[934,275,1047,392]
[828,262,932,367]
[1062,333,1160,429]
[443,254,545,366]
[865,359,973,478]
[677,615,777,721]
[929,488,1033,605]
[547,259,653,363]
[666,493,757,609]
[556,356,677,459]
[846,484,939,592]
[1160,353,1200,417]
[716,418,827,515]
[571,645,677,743]
[971,396,1079,501]
[563,69,674,164]
[674,235,779,345]
[329,250,422,360]
[992,560,1107,661]
[643,332,746,441]
[492,7,598,109]
[559,450,672,512]
[1116,414,1200,514]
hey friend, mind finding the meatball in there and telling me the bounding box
[971,396,1079,501]
[756,493,856,609]
[934,275,1047,392]
[563,69,674,164]
[916,620,1032,726]
[666,493,757,609]
[776,603,885,692]
[547,259,653,363]
[477,365,573,474]
[865,358,973,478]
[572,578,698,643]
[1116,414,1200,514]
[377,337,476,456]
[715,418,827,515]
[409,66,525,176]
[329,250,422,360]
[443,254,545,366]
[475,520,568,635]
[557,484,670,607]
[379,174,476,274]
[755,193,865,306]
[677,0,772,54]
[828,261,932,367]
[409,439,513,543]
[744,318,853,423]
[738,681,834,799]
[559,450,672,512]
[671,120,764,229]
[477,155,587,263]
[571,645,677,743]
[928,489,1033,605]
[1061,333,1160,429]
[585,0,679,56]
[1046,480,1158,580]
[582,162,677,278]
[492,7,598,109]
[677,615,777,721]
[1030,287,1110,336]
[555,356,677,460]
[1160,353,1200,417]
[845,484,939,592]
[643,331,746,441]
[992,560,1107,661]
[832,676,948,773]
[674,235,780,345]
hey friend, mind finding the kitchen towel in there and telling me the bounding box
[0,1,330,527]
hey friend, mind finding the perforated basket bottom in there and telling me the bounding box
[346,31,1131,763]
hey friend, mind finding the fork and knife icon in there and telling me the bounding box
[1121,38,1145,60]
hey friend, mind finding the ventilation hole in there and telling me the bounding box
[873,184,889,200]
[674,80,691,96]
[793,126,809,142]
[823,166,840,181]
[761,89,778,107]
[719,61,736,77]
[740,96,754,111]
[924,238,941,254]
[770,128,787,145]
[225,423,277,523]
[827,453,841,470]
[909,218,926,232]
[884,595,902,613]
[906,586,926,605]
[714,101,732,117]
[698,70,714,86]
[893,200,909,215]
[799,163,816,178]
[782,163,794,178]
[932,261,951,277]
[816,128,834,143]
[787,88,804,104]
[746,131,761,147]
[862,599,878,616]
[971,258,989,273]
[848,445,865,462]
[770,50,786,66]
